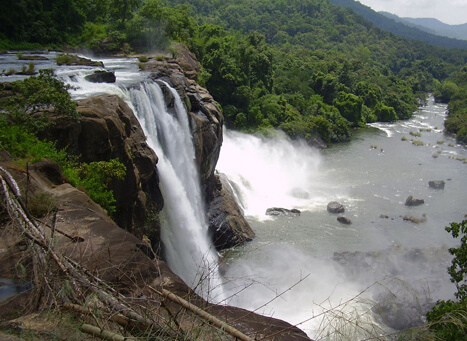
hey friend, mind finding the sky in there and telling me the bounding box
[356,0,467,25]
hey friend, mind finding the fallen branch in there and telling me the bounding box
[80,323,137,341]
[148,286,254,341]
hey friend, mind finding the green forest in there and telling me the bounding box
[1,0,466,144]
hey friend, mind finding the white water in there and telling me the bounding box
[128,82,223,301]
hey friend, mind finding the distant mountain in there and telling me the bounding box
[380,13,467,41]
[329,0,467,49]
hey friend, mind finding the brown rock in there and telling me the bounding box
[38,94,162,238]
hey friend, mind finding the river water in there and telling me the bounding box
[217,98,467,338]
[2,52,466,339]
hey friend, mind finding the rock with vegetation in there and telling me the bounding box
[37,94,162,239]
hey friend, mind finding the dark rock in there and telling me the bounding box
[85,70,116,83]
[327,201,345,213]
[337,216,352,224]
[207,174,255,251]
[31,160,65,185]
[266,207,301,217]
[428,180,445,189]
[136,243,156,260]
[380,214,389,219]
[405,195,424,206]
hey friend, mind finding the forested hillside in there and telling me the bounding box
[1,0,466,144]
[330,0,467,49]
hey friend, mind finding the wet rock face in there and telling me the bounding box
[207,174,255,251]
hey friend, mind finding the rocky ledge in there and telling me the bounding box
[0,159,309,340]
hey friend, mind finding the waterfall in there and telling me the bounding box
[128,81,223,302]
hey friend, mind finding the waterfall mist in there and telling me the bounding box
[217,129,329,219]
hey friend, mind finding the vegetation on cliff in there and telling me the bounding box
[0,71,126,215]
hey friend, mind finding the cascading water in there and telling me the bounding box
[56,60,224,302]
[128,81,223,302]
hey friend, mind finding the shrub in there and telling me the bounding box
[63,159,126,216]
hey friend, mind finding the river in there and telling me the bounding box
[217,97,467,338]
[1,52,466,339]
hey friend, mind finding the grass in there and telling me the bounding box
[412,139,424,146]
[137,56,150,63]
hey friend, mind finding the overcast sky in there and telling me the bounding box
[356,0,467,25]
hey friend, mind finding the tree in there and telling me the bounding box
[0,69,78,132]
[426,220,467,340]
[333,91,363,126]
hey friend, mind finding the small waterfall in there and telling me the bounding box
[128,81,223,302]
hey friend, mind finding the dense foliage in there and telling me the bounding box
[426,220,467,340]
[1,0,466,144]
[166,0,466,142]
[0,72,126,215]
[435,67,467,143]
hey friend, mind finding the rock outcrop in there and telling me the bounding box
[337,216,352,224]
[207,174,255,250]
[405,195,424,206]
[428,180,445,189]
[327,201,345,213]
[266,207,301,217]
[38,94,163,238]
[85,70,116,83]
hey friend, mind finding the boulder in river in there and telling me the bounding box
[85,70,116,83]
[428,180,445,189]
[266,207,301,217]
[403,214,426,224]
[405,195,424,206]
[337,216,352,224]
[327,201,345,213]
